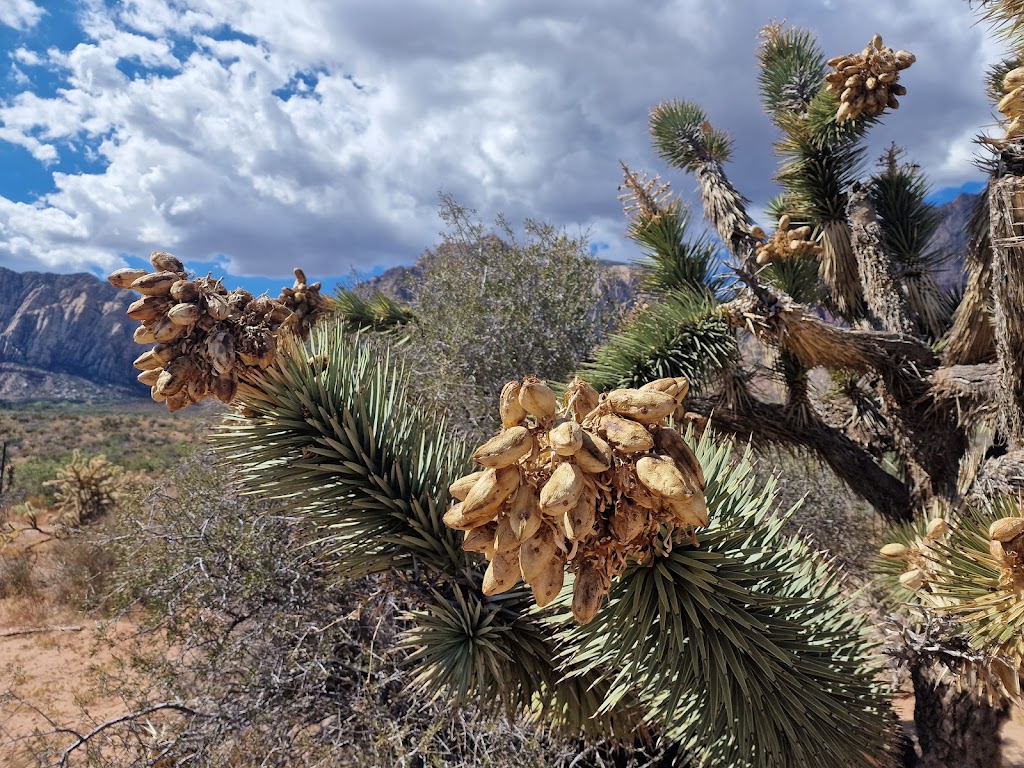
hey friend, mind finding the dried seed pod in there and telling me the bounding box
[165,390,192,413]
[155,356,195,398]
[564,495,596,540]
[499,381,529,428]
[293,267,307,285]
[531,554,565,607]
[137,368,162,386]
[637,456,692,501]
[463,466,520,521]
[668,494,709,528]
[227,288,254,312]
[519,376,559,422]
[508,486,542,541]
[750,224,766,239]
[640,376,690,403]
[576,430,612,473]
[210,372,238,404]
[151,317,188,344]
[926,518,950,538]
[150,251,185,273]
[879,543,910,559]
[108,267,149,290]
[443,502,479,531]
[539,462,583,516]
[206,332,236,375]
[990,517,1024,543]
[237,328,276,368]
[494,514,520,553]
[472,426,533,468]
[449,470,487,502]
[606,389,677,423]
[150,384,166,403]
[167,302,201,326]
[482,549,521,595]
[572,563,604,625]
[566,378,601,422]
[133,325,157,344]
[186,375,208,402]
[899,569,924,590]
[170,280,201,304]
[1006,66,1024,91]
[133,350,163,371]
[463,521,498,555]
[205,293,231,321]
[991,538,1010,566]
[598,414,654,454]
[653,428,705,490]
[127,296,170,322]
[520,524,559,582]
[131,271,179,296]
[610,504,647,543]
[549,420,583,456]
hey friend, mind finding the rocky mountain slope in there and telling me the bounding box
[0,268,143,400]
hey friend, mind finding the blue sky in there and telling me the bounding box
[0,1,1001,296]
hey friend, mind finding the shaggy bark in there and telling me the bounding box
[820,217,866,321]
[945,189,996,366]
[910,662,1008,768]
[694,157,761,267]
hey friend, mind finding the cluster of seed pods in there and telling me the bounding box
[751,215,822,265]
[879,517,950,595]
[825,34,914,122]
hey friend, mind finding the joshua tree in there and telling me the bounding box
[100,4,1024,767]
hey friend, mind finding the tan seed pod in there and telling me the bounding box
[472,426,533,468]
[576,430,612,473]
[462,465,520,521]
[826,55,847,67]
[293,267,307,285]
[926,518,950,538]
[572,563,604,625]
[636,456,692,501]
[131,271,179,296]
[878,71,896,85]
[841,87,854,103]
[990,538,1009,566]
[999,85,1024,115]
[449,470,487,502]
[539,462,583,516]
[108,267,149,290]
[892,84,907,96]
[520,524,559,582]
[206,332,236,375]
[1007,117,1024,141]
[164,390,192,413]
[654,428,705,490]
[518,376,559,423]
[1006,66,1024,91]
[778,213,790,231]
[170,280,201,304]
[508,486,542,541]
[134,323,158,344]
[894,51,915,68]
[871,33,883,50]
[150,384,166,403]
[549,420,583,456]
[865,76,877,91]
[494,514,520,553]
[151,317,188,344]
[566,378,601,422]
[879,542,910,559]
[133,350,162,371]
[483,549,521,596]
[150,251,185,273]
[137,368,162,386]
[749,224,766,239]
[126,296,170,322]
[564,495,596,541]
[640,376,690,403]
[499,381,529,428]
[463,521,498,555]
[186,375,208,402]
[668,494,709,528]
[610,504,647,543]
[886,94,899,110]
[990,517,1024,543]
[530,554,566,607]
[205,293,231,321]
[155,356,195,398]
[899,569,924,590]
[443,502,479,531]
[836,101,853,121]
[167,302,201,326]
[210,372,238,404]
[598,414,654,454]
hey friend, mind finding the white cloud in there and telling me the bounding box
[0,0,1005,278]
[0,0,43,31]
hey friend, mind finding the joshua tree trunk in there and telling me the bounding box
[910,661,1009,768]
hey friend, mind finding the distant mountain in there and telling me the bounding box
[0,268,145,401]
[929,192,977,291]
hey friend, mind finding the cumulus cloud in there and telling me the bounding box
[0,0,1007,278]
[0,0,43,31]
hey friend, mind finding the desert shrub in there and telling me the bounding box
[0,551,36,600]
[47,538,117,610]
[46,452,129,526]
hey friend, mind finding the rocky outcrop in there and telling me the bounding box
[0,268,145,398]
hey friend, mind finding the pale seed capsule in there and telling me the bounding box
[205,293,231,321]
[1006,66,1024,91]
[778,214,791,231]
[151,317,188,344]
[990,517,1024,543]
[150,384,166,403]
[892,84,907,96]
[449,470,487,502]
[640,376,690,403]
[549,420,583,456]
[499,381,529,428]
[598,414,654,453]
[865,76,877,90]
[899,569,924,590]
[206,332,236,376]
[926,518,950,538]
[749,224,766,239]
[531,555,565,607]
[606,389,677,424]
[572,563,604,625]
[539,462,583,516]
[472,426,532,468]
[131,271,179,296]
[482,549,521,596]
[520,524,558,582]
[126,296,170,322]
[493,514,520,553]
[170,279,201,304]
[443,502,479,531]
[108,267,149,290]
[1007,117,1024,141]
[167,302,201,326]
[654,428,705,490]
[894,51,915,68]
[575,430,612,473]
[133,350,162,371]
[990,538,1009,566]
[564,495,596,541]
[871,33,883,50]
[567,378,601,422]
[137,368,162,387]
[636,456,692,501]
[519,376,559,423]
[293,267,307,285]
[610,504,647,543]
[668,494,709,528]
[508,486,542,541]
[210,372,238,404]
[150,251,185,273]
[879,543,910,559]
[164,390,192,413]
[999,85,1024,114]
[155,356,195,397]
[463,521,498,555]
[134,325,157,344]
[186,375,208,402]
[886,94,900,110]
[462,465,520,521]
